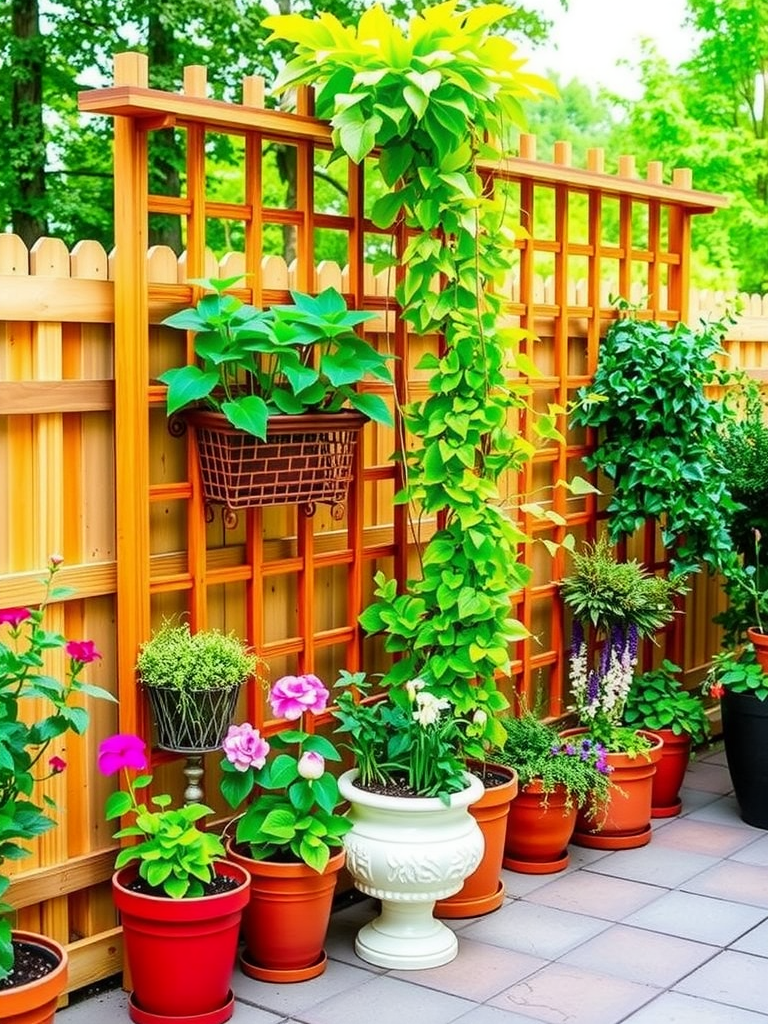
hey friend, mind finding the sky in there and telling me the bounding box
[524,0,698,97]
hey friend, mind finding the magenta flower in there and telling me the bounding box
[222,723,270,771]
[297,750,325,780]
[97,734,148,775]
[0,607,31,628]
[66,639,101,663]
[49,756,67,774]
[269,674,329,721]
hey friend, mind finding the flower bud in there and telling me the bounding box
[298,750,325,780]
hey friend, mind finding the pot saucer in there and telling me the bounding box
[239,949,327,983]
[128,989,234,1024]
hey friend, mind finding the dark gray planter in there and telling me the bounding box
[145,683,242,753]
[721,688,768,829]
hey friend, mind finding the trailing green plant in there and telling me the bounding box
[264,3,561,743]
[704,646,768,704]
[623,659,710,746]
[494,711,612,818]
[570,303,741,576]
[717,374,768,555]
[159,277,393,440]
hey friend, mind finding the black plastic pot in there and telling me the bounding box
[721,688,768,829]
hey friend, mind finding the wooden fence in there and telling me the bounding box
[0,51,767,994]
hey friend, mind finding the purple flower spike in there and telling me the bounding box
[571,620,584,656]
[627,623,639,660]
[587,669,600,705]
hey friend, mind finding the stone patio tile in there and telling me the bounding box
[290,973,475,1024]
[459,900,609,959]
[686,794,751,826]
[681,760,733,794]
[622,990,768,1023]
[523,866,664,920]
[731,918,768,956]
[624,889,767,944]
[674,949,768,1014]
[232,956,374,1017]
[451,1006,553,1024]
[651,816,758,857]
[681,860,768,908]
[730,833,768,867]
[584,843,717,887]
[559,922,717,985]
[388,937,544,1001]
[488,963,659,1024]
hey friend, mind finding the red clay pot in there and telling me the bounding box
[748,627,768,675]
[650,728,691,818]
[563,728,663,850]
[435,762,518,917]
[502,780,577,874]
[112,861,249,1024]
[0,932,68,1024]
[226,841,345,982]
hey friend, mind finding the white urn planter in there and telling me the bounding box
[337,768,485,969]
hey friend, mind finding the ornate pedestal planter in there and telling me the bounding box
[338,769,484,969]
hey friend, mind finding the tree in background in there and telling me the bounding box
[0,0,563,252]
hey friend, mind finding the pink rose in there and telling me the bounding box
[49,756,67,774]
[269,674,329,721]
[222,723,270,771]
[66,639,101,663]
[297,750,325,780]
[98,734,148,775]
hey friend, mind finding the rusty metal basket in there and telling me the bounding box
[182,408,367,520]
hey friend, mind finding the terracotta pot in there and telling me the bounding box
[650,728,692,818]
[0,932,68,1024]
[502,780,578,874]
[338,768,484,970]
[721,688,768,829]
[435,762,518,918]
[562,728,663,850]
[112,860,249,1024]
[225,840,345,982]
[747,627,768,675]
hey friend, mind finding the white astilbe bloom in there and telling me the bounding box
[405,677,427,701]
[600,645,634,717]
[413,691,451,727]
[569,638,591,717]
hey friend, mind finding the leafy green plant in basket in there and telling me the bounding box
[624,659,710,746]
[0,557,114,983]
[560,535,689,753]
[570,302,741,576]
[264,3,561,741]
[159,277,394,440]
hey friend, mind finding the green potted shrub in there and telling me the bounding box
[136,619,264,752]
[495,711,612,874]
[559,535,689,848]
[159,279,394,516]
[624,659,710,817]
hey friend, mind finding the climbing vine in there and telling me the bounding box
[265,2,559,744]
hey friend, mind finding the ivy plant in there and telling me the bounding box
[264,3,561,745]
[623,659,710,746]
[570,304,740,576]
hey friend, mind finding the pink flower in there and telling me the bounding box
[49,756,67,774]
[222,723,270,771]
[269,674,329,720]
[0,607,31,628]
[297,750,325,780]
[97,734,148,775]
[49,553,64,567]
[66,640,101,663]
